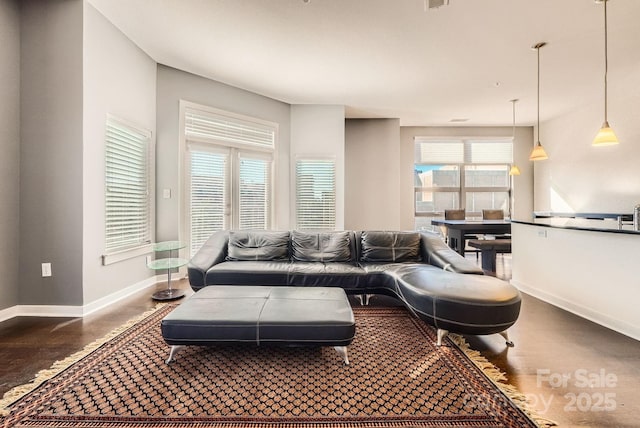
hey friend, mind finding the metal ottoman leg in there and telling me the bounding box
[436,329,449,346]
[334,346,350,365]
[499,330,515,347]
[166,345,185,364]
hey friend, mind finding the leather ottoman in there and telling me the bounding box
[161,286,356,364]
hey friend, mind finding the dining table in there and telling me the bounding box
[430,219,512,256]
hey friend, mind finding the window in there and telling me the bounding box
[414,138,512,230]
[238,154,272,230]
[183,103,277,256]
[188,148,229,256]
[296,158,336,230]
[104,117,153,253]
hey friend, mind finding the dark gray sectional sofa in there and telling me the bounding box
[187,230,521,346]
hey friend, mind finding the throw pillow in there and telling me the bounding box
[227,231,290,261]
[291,231,352,262]
[360,231,421,262]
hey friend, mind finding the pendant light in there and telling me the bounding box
[593,0,619,146]
[509,99,521,175]
[530,42,549,161]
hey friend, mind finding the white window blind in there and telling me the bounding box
[415,139,464,163]
[104,118,152,252]
[413,137,513,230]
[239,156,271,230]
[296,159,336,230]
[415,138,513,164]
[189,149,229,256]
[185,108,275,149]
[466,140,513,163]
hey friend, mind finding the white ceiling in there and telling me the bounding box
[87,0,640,126]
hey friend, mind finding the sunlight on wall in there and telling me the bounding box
[550,185,574,213]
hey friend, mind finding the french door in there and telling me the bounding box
[186,144,272,256]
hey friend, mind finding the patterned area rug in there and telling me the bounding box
[0,304,543,427]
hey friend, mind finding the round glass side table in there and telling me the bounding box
[148,241,187,301]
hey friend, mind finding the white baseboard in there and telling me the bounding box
[81,275,162,317]
[511,279,640,342]
[13,304,86,318]
[0,306,20,323]
[0,275,163,323]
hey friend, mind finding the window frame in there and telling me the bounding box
[295,156,337,231]
[180,101,278,256]
[236,151,274,231]
[414,137,513,229]
[102,115,155,265]
[186,144,231,257]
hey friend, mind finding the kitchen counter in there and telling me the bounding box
[510,220,640,341]
[512,216,640,235]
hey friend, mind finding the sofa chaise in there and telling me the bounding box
[187,230,521,346]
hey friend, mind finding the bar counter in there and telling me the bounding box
[512,216,640,235]
[511,216,640,342]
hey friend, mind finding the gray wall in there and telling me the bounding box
[0,0,21,311]
[345,119,401,230]
[156,65,292,242]
[344,121,533,230]
[2,1,541,312]
[19,0,84,306]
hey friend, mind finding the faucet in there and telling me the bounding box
[634,204,640,231]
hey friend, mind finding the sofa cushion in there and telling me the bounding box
[360,231,421,263]
[287,262,367,290]
[227,231,290,261]
[206,261,291,285]
[291,231,352,262]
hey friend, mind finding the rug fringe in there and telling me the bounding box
[0,304,167,416]
[447,334,558,428]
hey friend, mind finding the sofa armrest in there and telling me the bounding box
[187,230,230,289]
[419,232,484,275]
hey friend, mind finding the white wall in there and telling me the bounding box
[82,3,157,305]
[512,222,640,341]
[517,64,640,339]
[290,105,345,230]
[534,62,640,213]
[399,126,534,230]
[0,0,21,311]
[345,119,401,230]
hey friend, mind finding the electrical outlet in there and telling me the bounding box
[42,263,52,277]
[537,229,548,238]
[146,255,152,265]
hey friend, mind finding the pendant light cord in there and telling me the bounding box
[511,99,517,138]
[603,0,609,122]
[537,45,540,142]
[530,42,548,158]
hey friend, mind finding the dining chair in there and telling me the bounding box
[441,210,463,245]
[444,209,465,220]
[442,209,478,258]
[482,209,505,220]
[480,210,510,257]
